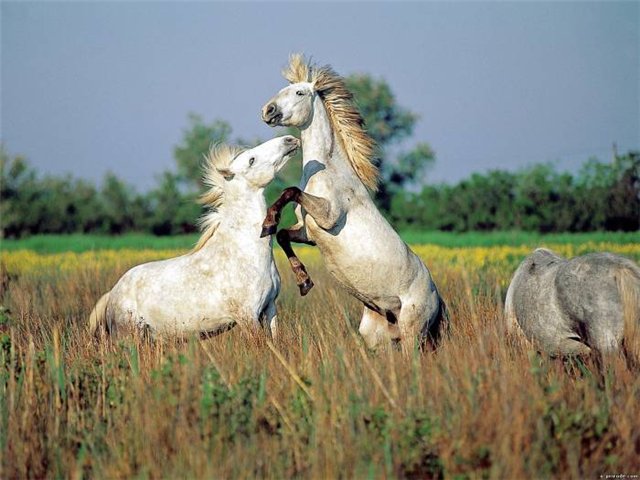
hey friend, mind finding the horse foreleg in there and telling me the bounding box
[261,187,300,237]
[261,187,342,237]
[276,226,316,296]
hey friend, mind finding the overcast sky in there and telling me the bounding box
[2,1,639,190]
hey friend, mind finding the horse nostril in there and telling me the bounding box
[266,103,276,116]
[285,136,295,144]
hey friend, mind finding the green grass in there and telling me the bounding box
[1,230,638,254]
[0,233,200,253]
[399,230,640,247]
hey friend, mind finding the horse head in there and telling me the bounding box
[210,136,299,191]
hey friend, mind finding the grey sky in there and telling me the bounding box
[2,1,639,191]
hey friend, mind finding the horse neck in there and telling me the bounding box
[199,186,270,253]
[300,96,353,180]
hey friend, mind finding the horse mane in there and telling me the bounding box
[283,54,379,192]
[193,144,245,252]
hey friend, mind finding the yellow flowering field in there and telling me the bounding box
[2,242,638,278]
[1,248,182,276]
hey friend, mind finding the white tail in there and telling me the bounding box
[617,265,640,362]
[88,292,110,336]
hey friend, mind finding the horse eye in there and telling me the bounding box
[249,157,255,167]
[296,90,304,96]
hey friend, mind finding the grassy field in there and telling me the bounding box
[1,237,639,478]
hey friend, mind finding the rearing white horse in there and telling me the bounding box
[260,54,446,349]
[89,136,300,338]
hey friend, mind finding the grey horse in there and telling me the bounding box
[505,248,640,356]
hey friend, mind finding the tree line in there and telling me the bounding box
[1,73,638,238]
[390,152,639,233]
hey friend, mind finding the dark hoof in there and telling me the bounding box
[260,224,277,238]
[298,278,314,296]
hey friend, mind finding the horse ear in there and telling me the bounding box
[216,167,235,181]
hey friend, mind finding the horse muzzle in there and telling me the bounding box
[262,102,282,126]
[283,136,300,155]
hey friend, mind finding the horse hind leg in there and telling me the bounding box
[422,295,448,349]
[556,336,592,357]
[395,285,443,354]
[358,305,400,350]
[580,290,627,357]
[396,303,430,355]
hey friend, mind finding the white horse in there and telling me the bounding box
[505,248,640,357]
[89,136,300,338]
[260,54,446,349]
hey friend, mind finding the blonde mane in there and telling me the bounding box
[283,54,379,192]
[193,144,245,251]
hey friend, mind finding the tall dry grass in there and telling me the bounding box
[0,248,639,479]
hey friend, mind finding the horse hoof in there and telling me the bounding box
[298,278,314,296]
[260,224,277,238]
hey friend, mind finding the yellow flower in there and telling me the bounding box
[2,243,639,278]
